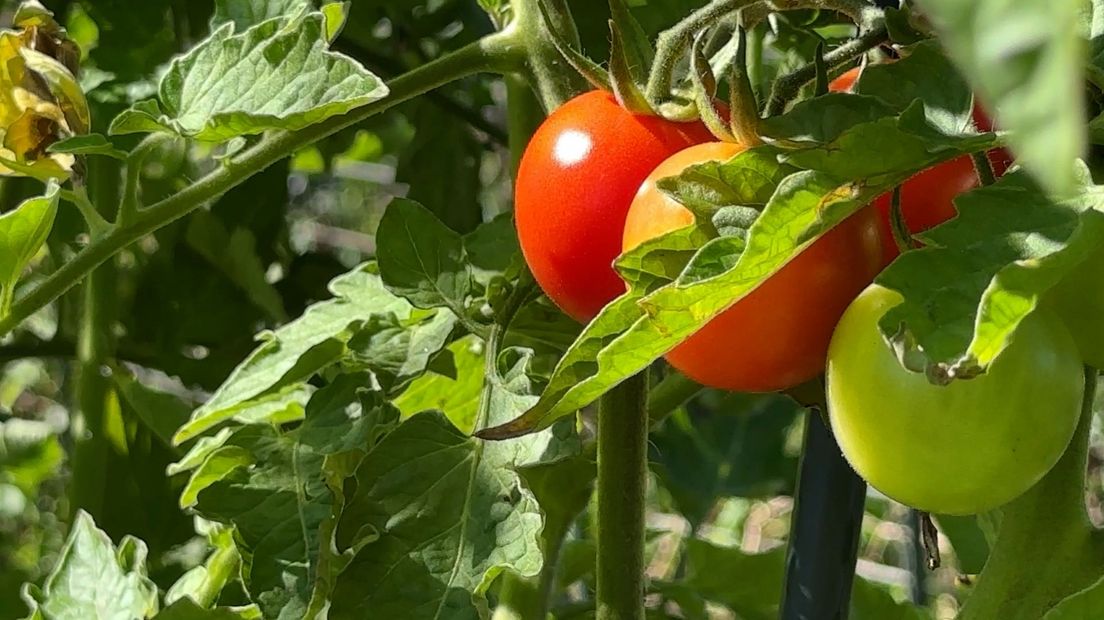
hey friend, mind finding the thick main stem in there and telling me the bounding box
[68,157,120,523]
[596,372,649,620]
[0,31,522,338]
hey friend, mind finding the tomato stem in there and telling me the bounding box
[68,156,121,528]
[596,372,650,620]
[647,371,704,424]
[645,0,760,104]
[888,185,913,254]
[971,151,997,186]
[763,21,888,116]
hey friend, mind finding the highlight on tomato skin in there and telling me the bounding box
[621,141,886,393]
[831,66,1012,262]
[513,90,716,323]
[826,284,1084,516]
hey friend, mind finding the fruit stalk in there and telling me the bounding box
[596,372,650,620]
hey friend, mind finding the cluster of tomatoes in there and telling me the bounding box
[513,69,1086,516]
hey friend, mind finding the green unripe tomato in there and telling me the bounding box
[1044,246,1104,368]
[826,284,1084,515]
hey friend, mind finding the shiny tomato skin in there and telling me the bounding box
[831,67,1011,262]
[515,91,715,323]
[827,284,1084,515]
[623,141,886,392]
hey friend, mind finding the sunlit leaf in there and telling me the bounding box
[109,12,387,141]
[47,134,128,159]
[19,512,158,620]
[175,264,409,444]
[210,0,311,32]
[191,377,399,620]
[329,410,576,619]
[0,182,58,317]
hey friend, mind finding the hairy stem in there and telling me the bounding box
[0,31,522,338]
[972,151,997,186]
[596,372,649,620]
[68,157,120,523]
[763,18,887,116]
[646,0,759,104]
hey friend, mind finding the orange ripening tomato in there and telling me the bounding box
[515,91,716,323]
[622,141,886,392]
[831,67,1011,263]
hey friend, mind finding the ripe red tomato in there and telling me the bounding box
[622,141,885,392]
[831,67,1011,263]
[515,91,715,323]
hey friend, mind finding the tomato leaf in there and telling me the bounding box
[917,0,1085,195]
[189,376,399,620]
[345,309,458,394]
[328,410,577,619]
[394,336,486,434]
[853,41,973,134]
[376,198,473,315]
[19,512,158,620]
[175,264,410,444]
[210,0,312,32]
[47,134,128,160]
[108,11,387,141]
[656,144,795,216]
[0,183,59,318]
[877,165,1104,375]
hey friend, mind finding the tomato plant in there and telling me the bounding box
[831,66,1012,262]
[0,1,1100,620]
[515,90,713,322]
[826,284,1084,515]
[622,141,885,392]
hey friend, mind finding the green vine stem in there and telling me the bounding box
[645,0,759,104]
[958,366,1104,620]
[68,156,121,522]
[971,151,997,186]
[647,371,704,424]
[596,372,650,620]
[762,20,887,115]
[492,59,559,620]
[0,30,524,338]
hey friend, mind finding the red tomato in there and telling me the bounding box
[622,141,885,392]
[515,91,715,323]
[831,67,1011,262]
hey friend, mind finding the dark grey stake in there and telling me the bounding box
[779,410,867,620]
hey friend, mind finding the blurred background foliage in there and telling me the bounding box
[0,1,1101,618]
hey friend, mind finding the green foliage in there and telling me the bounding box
[5,1,1104,619]
[0,185,58,317]
[918,0,1086,195]
[110,11,387,140]
[20,512,158,620]
[878,166,1104,374]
